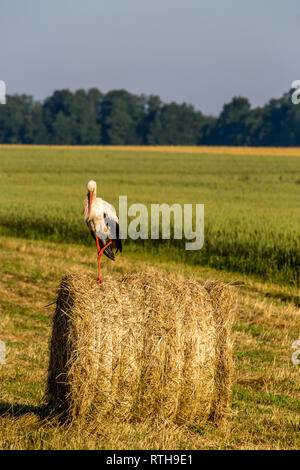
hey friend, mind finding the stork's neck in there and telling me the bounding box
[88,191,96,218]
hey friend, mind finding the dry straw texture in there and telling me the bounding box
[47,270,234,426]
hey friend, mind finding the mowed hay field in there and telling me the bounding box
[0,146,299,450]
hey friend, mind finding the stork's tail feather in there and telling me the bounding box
[116,238,122,254]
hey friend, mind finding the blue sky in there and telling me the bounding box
[0,0,299,114]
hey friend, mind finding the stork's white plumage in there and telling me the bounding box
[84,180,122,282]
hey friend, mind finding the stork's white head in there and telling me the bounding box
[87,180,97,193]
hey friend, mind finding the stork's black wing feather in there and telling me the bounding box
[103,214,122,255]
[115,222,122,253]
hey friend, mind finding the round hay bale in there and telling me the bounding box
[47,270,234,426]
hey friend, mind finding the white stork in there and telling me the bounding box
[83,180,122,283]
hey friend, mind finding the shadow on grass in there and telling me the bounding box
[264,291,300,308]
[0,401,50,420]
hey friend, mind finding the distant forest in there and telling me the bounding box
[0,88,299,146]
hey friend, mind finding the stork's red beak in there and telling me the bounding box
[89,191,93,217]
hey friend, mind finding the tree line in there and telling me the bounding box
[0,87,299,146]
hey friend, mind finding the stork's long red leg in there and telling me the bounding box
[95,236,101,281]
[95,237,112,283]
